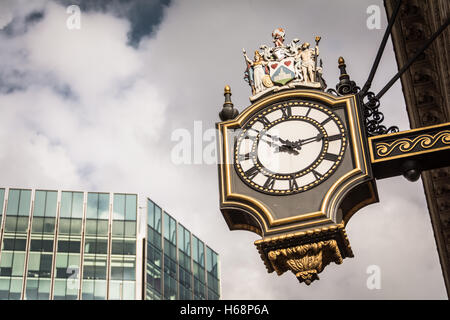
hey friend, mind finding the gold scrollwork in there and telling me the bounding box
[267,239,343,285]
[375,130,450,158]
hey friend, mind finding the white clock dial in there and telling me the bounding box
[257,120,323,174]
[235,100,347,195]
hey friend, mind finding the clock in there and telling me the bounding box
[218,86,378,286]
[234,100,347,195]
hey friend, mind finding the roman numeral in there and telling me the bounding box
[326,134,342,141]
[281,106,292,118]
[323,153,339,162]
[263,176,276,190]
[289,175,298,190]
[312,170,323,180]
[258,116,271,127]
[321,117,332,125]
[244,166,259,180]
[237,152,254,162]
[305,107,312,117]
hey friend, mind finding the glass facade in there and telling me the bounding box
[178,224,192,300]
[110,193,137,300]
[0,189,32,300]
[82,192,109,300]
[0,188,219,300]
[54,191,83,300]
[145,199,220,300]
[25,190,57,300]
[206,246,220,300]
[193,235,207,300]
[146,199,162,299]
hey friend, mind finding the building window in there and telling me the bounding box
[0,189,31,300]
[54,191,83,300]
[109,193,137,300]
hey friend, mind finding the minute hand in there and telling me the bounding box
[293,133,324,148]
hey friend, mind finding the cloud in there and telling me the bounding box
[55,0,171,46]
[0,12,13,30]
[23,3,142,101]
[0,1,167,193]
[0,0,48,36]
[0,87,82,189]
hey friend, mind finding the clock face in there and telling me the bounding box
[234,100,347,195]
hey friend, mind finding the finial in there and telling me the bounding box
[219,85,239,121]
[338,57,348,80]
[335,56,359,95]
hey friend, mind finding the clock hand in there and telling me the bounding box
[259,136,300,155]
[293,133,324,149]
[251,129,311,156]
[274,145,299,155]
[278,137,293,146]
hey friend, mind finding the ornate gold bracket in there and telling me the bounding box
[268,240,343,285]
[369,122,450,180]
[255,223,353,285]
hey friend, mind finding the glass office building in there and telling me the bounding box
[145,199,220,300]
[0,188,220,300]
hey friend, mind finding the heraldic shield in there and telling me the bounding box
[269,57,295,85]
[216,89,378,284]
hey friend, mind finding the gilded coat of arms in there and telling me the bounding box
[243,28,326,101]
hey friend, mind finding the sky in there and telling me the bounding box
[0,0,447,299]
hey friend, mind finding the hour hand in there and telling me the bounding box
[278,137,297,148]
[260,135,299,155]
[274,145,299,155]
[276,137,301,155]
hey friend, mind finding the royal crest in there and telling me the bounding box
[243,28,326,101]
